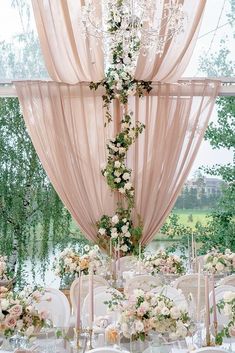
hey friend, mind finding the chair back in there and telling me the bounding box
[82,286,121,327]
[125,274,162,295]
[116,256,137,273]
[219,274,235,287]
[151,285,188,308]
[174,274,206,312]
[35,288,70,327]
[70,275,108,314]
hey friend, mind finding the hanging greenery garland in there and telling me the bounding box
[90,0,152,254]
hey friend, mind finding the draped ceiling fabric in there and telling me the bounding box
[14,80,220,245]
[32,0,206,83]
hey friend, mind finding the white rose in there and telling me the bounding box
[161,307,170,316]
[111,233,118,239]
[223,303,232,316]
[119,188,125,194]
[170,307,180,319]
[115,178,121,183]
[112,215,119,224]
[121,225,128,233]
[124,182,132,190]
[122,172,130,180]
[215,262,224,272]
[119,147,126,154]
[1,299,9,310]
[114,161,121,168]
[129,130,135,138]
[125,231,131,238]
[133,289,144,298]
[135,320,144,332]
[223,291,235,303]
[84,245,90,252]
[98,228,106,235]
[114,171,121,177]
[121,244,128,252]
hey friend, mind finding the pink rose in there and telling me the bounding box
[229,326,235,337]
[39,310,48,320]
[5,315,17,328]
[9,305,23,317]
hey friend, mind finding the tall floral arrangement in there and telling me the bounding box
[90,0,152,254]
[143,250,185,276]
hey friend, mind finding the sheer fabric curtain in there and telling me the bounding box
[31,0,206,83]
[31,0,104,83]
[14,80,220,244]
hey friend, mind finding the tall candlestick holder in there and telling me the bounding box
[73,328,82,351]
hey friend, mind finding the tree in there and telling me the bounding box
[195,0,235,252]
[0,2,84,284]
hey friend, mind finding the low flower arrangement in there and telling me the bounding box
[54,245,104,284]
[215,291,235,345]
[0,287,49,338]
[143,250,185,276]
[204,249,235,274]
[106,289,192,341]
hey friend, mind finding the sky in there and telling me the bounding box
[0,0,234,178]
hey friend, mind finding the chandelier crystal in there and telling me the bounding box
[82,0,186,65]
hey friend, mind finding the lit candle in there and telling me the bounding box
[138,242,141,273]
[212,274,218,333]
[88,268,94,329]
[76,271,81,329]
[205,274,210,346]
[196,263,201,322]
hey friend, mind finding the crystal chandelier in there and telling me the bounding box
[82,0,186,58]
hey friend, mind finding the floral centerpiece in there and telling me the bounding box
[143,250,185,276]
[204,249,235,274]
[215,291,235,345]
[54,245,104,287]
[0,287,49,338]
[107,289,192,342]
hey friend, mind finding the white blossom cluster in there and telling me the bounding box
[0,256,8,280]
[110,288,192,341]
[204,249,235,274]
[143,250,185,275]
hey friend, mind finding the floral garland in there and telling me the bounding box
[90,0,152,254]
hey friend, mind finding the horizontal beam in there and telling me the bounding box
[0,81,235,97]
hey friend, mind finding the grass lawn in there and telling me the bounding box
[173,209,211,227]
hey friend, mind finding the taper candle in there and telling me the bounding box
[88,268,94,329]
[212,274,218,331]
[205,274,210,346]
[196,263,201,322]
[76,271,81,329]
[109,238,112,258]
[191,233,194,260]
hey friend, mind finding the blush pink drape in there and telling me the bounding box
[31,0,206,83]
[14,80,220,245]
